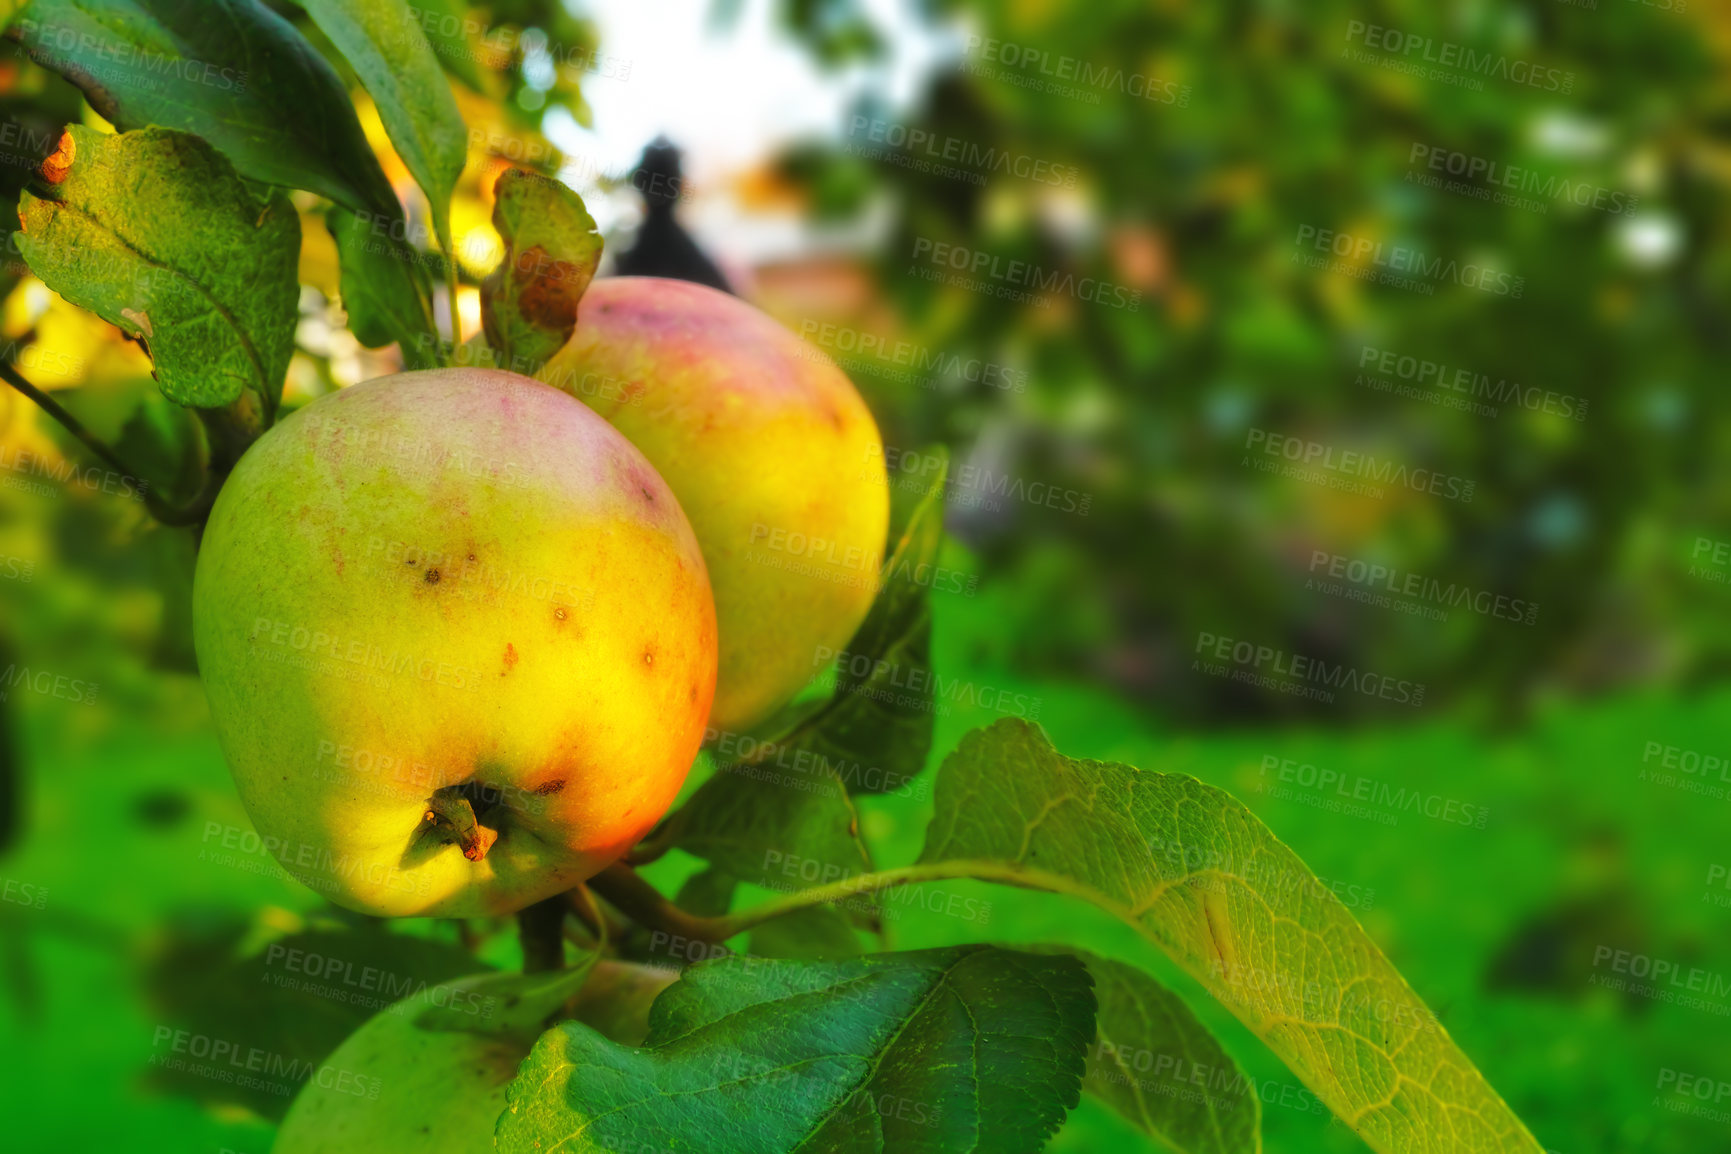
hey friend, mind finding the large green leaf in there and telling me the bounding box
[917,720,1542,1154]
[17,126,300,411]
[497,945,1096,1154]
[480,167,600,375]
[12,0,395,214]
[293,0,466,253]
[1035,946,1260,1154]
[326,205,438,364]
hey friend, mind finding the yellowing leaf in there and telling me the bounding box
[918,720,1542,1154]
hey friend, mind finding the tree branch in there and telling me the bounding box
[0,360,219,526]
[704,861,1042,941]
[587,860,1038,947]
[517,893,568,973]
[587,862,733,944]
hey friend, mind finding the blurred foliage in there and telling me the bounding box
[770,0,1731,725]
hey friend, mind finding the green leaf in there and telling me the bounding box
[660,448,951,922]
[674,866,738,917]
[407,0,490,92]
[497,945,1096,1154]
[414,958,594,1036]
[748,904,864,960]
[12,0,396,214]
[141,918,489,1120]
[917,720,1542,1154]
[113,388,206,505]
[669,746,878,924]
[480,167,600,375]
[654,442,948,899]
[1032,946,1260,1154]
[326,205,439,365]
[17,126,300,412]
[293,0,467,254]
[749,443,948,796]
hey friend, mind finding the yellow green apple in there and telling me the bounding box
[537,278,889,732]
[273,969,549,1153]
[193,368,716,917]
[272,962,680,1153]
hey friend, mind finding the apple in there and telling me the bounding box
[568,958,679,1045]
[273,970,542,1153]
[537,278,890,732]
[274,972,525,1153]
[273,963,681,1153]
[193,368,717,917]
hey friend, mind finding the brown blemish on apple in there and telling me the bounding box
[532,779,566,795]
[424,567,441,584]
[641,646,655,668]
[553,606,568,622]
[503,642,518,674]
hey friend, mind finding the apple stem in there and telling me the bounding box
[420,794,494,862]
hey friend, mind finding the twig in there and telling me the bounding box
[621,818,680,867]
[0,360,218,526]
[517,893,568,973]
[704,861,1046,941]
[588,859,1048,953]
[567,882,613,953]
[587,862,734,944]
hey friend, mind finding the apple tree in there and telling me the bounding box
[0,2,1544,1152]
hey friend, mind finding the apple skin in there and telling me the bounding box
[193,369,717,918]
[537,277,890,732]
[273,963,681,1154]
[272,971,530,1154]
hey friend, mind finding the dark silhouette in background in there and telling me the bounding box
[612,137,732,293]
